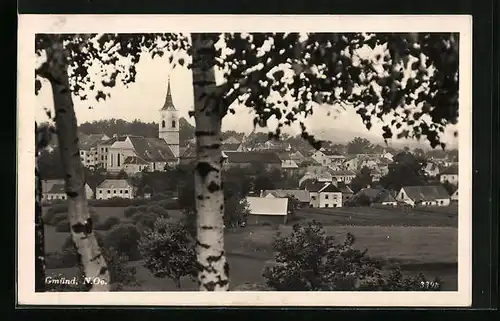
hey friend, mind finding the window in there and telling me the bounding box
[99,190,102,194]
[117,154,121,167]
[61,196,66,200]
[119,190,123,194]
[172,120,176,128]
[325,194,329,199]
[114,190,116,194]
[125,190,129,194]
[107,190,111,194]
[101,156,104,161]
[80,151,84,155]
[311,196,316,200]
[325,204,329,208]
[162,120,165,128]
[110,154,113,167]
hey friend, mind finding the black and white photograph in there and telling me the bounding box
[17,15,472,306]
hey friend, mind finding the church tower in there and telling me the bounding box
[159,78,180,158]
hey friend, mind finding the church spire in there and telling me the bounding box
[161,78,176,111]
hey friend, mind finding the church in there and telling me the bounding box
[95,79,181,174]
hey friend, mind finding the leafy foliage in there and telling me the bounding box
[379,151,429,191]
[138,218,197,288]
[95,216,121,231]
[263,221,442,291]
[104,224,142,261]
[218,33,458,149]
[36,32,458,149]
[47,233,137,291]
[347,137,374,154]
[349,166,373,193]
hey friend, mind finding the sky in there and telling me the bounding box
[35,36,459,149]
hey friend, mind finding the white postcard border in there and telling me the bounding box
[17,14,473,307]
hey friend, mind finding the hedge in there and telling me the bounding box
[95,216,121,231]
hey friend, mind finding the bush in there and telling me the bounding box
[147,205,169,218]
[124,206,139,218]
[95,216,121,231]
[156,199,181,210]
[132,212,171,230]
[262,220,443,291]
[47,236,137,292]
[104,224,142,261]
[89,198,148,208]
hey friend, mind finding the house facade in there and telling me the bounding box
[451,188,459,201]
[439,165,459,185]
[304,182,343,208]
[96,179,135,200]
[396,185,451,207]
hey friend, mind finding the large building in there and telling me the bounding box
[98,79,181,174]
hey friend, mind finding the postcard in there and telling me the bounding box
[18,14,472,306]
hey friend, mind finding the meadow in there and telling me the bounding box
[43,204,459,291]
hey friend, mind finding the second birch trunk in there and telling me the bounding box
[191,33,229,291]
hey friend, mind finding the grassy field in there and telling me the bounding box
[294,205,458,227]
[43,204,458,291]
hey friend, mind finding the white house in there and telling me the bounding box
[439,165,459,185]
[451,188,459,201]
[96,179,134,200]
[396,185,451,207]
[303,181,343,208]
[311,150,331,166]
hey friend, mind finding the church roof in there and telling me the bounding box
[161,79,176,111]
[128,137,177,162]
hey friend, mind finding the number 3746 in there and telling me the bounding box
[420,281,440,289]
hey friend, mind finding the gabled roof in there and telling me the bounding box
[42,179,65,194]
[401,185,450,201]
[224,151,281,164]
[97,179,133,189]
[336,182,354,194]
[222,136,241,144]
[245,197,288,216]
[440,165,458,175]
[376,190,398,203]
[263,189,311,203]
[47,183,66,194]
[100,136,129,146]
[160,79,176,111]
[355,187,384,200]
[123,155,150,165]
[129,137,177,162]
[221,143,241,152]
[319,183,342,193]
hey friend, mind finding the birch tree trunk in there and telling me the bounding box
[41,35,110,291]
[191,33,229,291]
[35,124,46,292]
